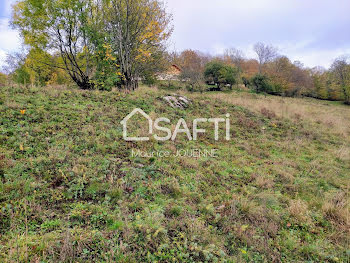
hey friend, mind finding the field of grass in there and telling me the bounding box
[0,85,349,262]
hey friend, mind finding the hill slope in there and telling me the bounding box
[0,85,349,262]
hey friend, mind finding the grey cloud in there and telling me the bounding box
[166,0,350,68]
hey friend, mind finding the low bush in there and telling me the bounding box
[157,80,184,91]
[142,72,158,86]
[204,61,239,90]
[250,74,283,95]
[0,73,7,87]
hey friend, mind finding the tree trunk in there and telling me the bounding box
[74,76,94,90]
[79,80,94,90]
[124,77,138,91]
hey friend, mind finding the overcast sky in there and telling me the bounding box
[1,0,349,69]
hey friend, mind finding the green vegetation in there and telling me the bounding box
[7,0,350,104]
[250,74,282,95]
[0,85,349,262]
[2,1,350,262]
[170,49,350,105]
[204,61,239,90]
[0,73,8,87]
[11,0,172,90]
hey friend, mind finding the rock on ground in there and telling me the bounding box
[163,94,192,109]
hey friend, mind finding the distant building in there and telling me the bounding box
[157,64,182,80]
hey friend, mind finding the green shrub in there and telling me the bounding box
[204,61,223,87]
[0,73,7,87]
[142,72,158,86]
[186,83,205,93]
[13,65,31,86]
[91,44,122,91]
[157,81,183,91]
[0,93,4,105]
[204,61,238,90]
[250,74,282,95]
[219,65,238,89]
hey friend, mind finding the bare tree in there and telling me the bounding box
[253,42,278,73]
[224,48,245,70]
[3,52,27,75]
[224,48,245,87]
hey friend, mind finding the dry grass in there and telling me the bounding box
[288,199,311,224]
[191,92,350,138]
[322,192,350,228]
[255,175,275,189]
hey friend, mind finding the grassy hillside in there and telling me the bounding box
[0,85,349,262]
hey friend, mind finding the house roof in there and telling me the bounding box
[171,64,182,72]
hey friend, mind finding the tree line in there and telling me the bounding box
[1,1,349,105]
[170,45,350,104]
[5,0,172,91]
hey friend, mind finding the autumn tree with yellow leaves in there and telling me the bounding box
[103,0,173,91]
[12,0,99,89]
[12,0,172,91]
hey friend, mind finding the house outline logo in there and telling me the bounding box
[120,108,153,141]
[121,108,231,142]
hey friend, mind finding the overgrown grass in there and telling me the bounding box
[0,85,349,262]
